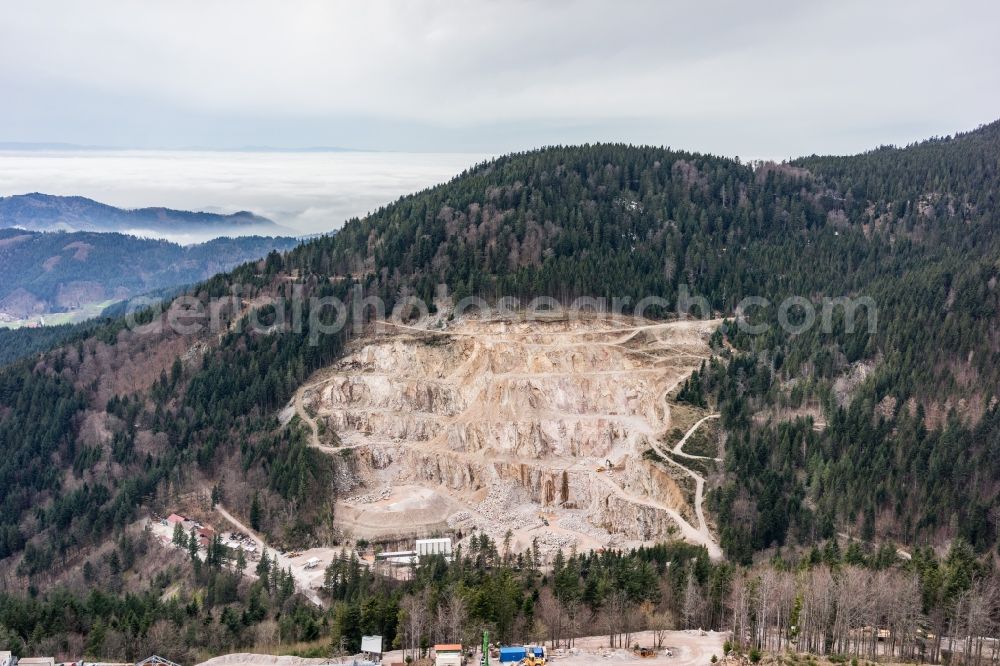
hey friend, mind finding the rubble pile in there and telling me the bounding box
[346,486,391,504]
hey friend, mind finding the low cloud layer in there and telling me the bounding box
[0,150,485,241]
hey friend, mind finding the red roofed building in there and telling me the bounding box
[433,644,463,666]
[197,527,216,548]
[166,513,185,525]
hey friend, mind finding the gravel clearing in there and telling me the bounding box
[196,629,728,666]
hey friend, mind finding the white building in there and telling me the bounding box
[1,651,14,666]
[375,549,418,566]
[434,643,463,666]
[416,537,453,561]
[361,635,383,659]
[17,658,55,666]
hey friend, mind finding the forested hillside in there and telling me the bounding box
[287,122,1000,558]
[0,321,99,367]
[0,193,281,235]
[0,229,300,320]
[1,121,1000,659]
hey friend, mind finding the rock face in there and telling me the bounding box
[298,314,721,556]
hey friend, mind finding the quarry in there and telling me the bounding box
[291,312,724,561]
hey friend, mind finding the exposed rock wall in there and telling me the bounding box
[299,315,720,550]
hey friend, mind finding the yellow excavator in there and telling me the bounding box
[521,647,547,666]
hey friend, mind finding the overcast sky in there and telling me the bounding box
[2,0,999,158]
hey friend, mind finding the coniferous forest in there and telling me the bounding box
[2,121,1000,660]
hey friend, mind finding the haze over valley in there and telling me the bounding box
[0,149,486,242]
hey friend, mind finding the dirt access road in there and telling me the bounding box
[151,501,346,607]
[647,414,722,558]
[211,503,344,607]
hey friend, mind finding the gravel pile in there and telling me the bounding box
[447,510,473,527]
[557,513,609,539]
[555,512,623,548]
[334,464,359,492]
[346,486,390,504]
[475,480,532,522]
[533,531,578,556]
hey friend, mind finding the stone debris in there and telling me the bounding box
[453,481,586,559]
[446,510,473,527]
[368,446,393,469]
[533,532,577,556]
[558,512,623,546]
[333,464,362,494]
[346,486,391,504]
[475,481,532,523]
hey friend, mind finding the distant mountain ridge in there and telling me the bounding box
[0,228,300,321]
[0,192,284,235]
[0,142,363,151]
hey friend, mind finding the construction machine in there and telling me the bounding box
[521,647,546,666]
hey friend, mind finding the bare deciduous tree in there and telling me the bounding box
[400,590,430,661]
[605,589,630,648]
